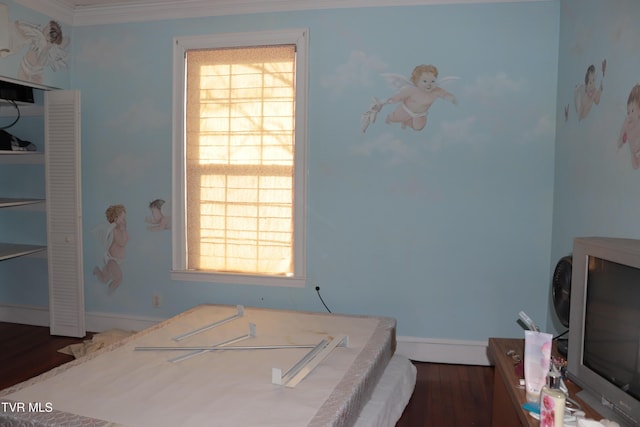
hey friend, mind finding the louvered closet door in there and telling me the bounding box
[45,90,85,337]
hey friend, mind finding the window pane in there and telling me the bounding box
[185,45,296,276]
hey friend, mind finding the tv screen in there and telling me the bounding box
[568,237,640,426]
[584,257,640,401]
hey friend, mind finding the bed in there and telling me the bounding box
[0,304,416,426]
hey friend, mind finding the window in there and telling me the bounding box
[172,29,308,287]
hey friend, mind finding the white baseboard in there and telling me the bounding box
[0,304,491,365]
[84,311,164,332]
[0,303,50,326]
[0,303,163,333]
[396,336,490,366]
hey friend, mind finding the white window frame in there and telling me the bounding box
[171,29,308,288]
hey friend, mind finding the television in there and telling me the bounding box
[567,237,640,426]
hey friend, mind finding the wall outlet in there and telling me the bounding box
[152,294,161,308]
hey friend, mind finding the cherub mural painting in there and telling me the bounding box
[617,84,640,169]
[362,64,458,133]
[93,204,128,293]
[91,197,169,294]
[145,198,170,231]
[0,2,69,84]
[573,60,606,122]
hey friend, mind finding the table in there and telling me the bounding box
[488,337,601,426]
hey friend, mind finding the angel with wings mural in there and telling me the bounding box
[362,64,458,132]
[617,84,640,169]
[573,60,606,122]
[0,13,68,84]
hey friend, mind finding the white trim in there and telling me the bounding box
[18,0,553,26]
[13,0,75,25]
[45,90,85,338]
[171,35,186,275]
[170,270,307,288]
[0,303,49,326]
[396,336,491,366]
[84,310,162,332]
[0,303,162,332]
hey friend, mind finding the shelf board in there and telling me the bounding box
[0,151,44,164]
[0,243,47,261]
[0,198,45,208]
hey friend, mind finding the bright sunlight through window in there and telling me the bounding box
[187,46,295,275]
[172,30,308,287]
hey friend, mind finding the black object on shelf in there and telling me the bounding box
[0,129,37,151]
[0,80,34,104]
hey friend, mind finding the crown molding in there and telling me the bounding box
[16,0,552,26]
[15,0,75,25]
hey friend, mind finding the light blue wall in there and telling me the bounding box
[549,0,640,330]
[3,1,562,342]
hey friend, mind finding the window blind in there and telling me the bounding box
[185,45,296,276]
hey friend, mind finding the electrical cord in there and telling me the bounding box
[1,100,21,130]
[315,286,331,313]
[553,329,569,340]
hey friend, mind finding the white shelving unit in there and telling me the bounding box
[0,75,46,261]
[0,78,84,337]
[0,151,46,262]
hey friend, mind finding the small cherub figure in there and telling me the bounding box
[145,198,170,231]
[617,84,640,169]
[93,204,128,292]
[361,64,457,132]
[574,60,606,121]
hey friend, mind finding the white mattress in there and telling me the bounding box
[0,305,415,427]
[354,354,416,427]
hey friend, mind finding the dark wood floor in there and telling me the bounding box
[0,322,95,390]
[0,322,494,426]
[396,360,494,426]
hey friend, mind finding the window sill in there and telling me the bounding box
[171,269,306,288]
